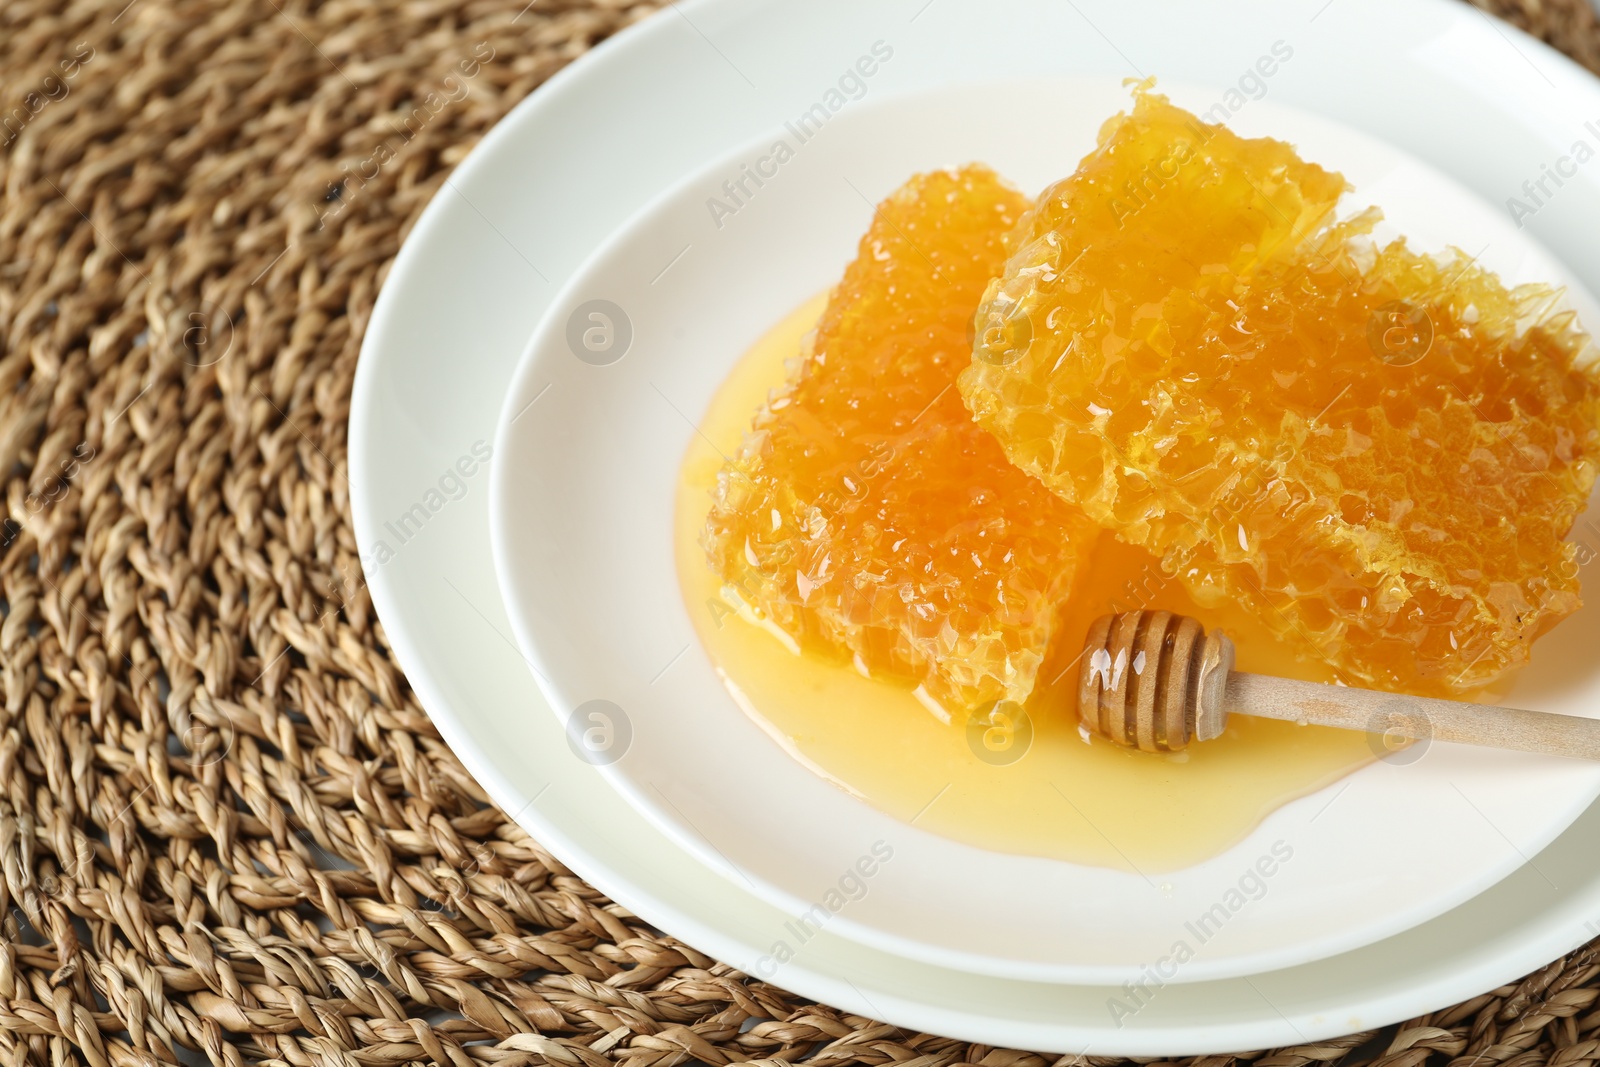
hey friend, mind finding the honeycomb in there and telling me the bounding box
[703,166,1100,719]
[960,85,1600,696]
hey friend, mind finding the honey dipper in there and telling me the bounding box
[1078,610,1600,760]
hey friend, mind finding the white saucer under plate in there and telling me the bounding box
[349,0,1600,1053]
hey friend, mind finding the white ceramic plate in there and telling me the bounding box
[350,0,1600,1052]
[488,74,1600,985]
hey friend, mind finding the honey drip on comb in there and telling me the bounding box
[961,84,1600,698]
[676,295,1376,873]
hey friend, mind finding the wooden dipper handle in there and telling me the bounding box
[1079,610,1600,760]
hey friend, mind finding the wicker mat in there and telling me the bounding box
[4,0,1600,1064]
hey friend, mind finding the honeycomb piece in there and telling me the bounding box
[703,166,1099,719]
[961,85,1600,696]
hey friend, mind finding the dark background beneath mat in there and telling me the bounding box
[1,0,1598,1065]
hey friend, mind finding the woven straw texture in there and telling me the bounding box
[3,0,1600,1065]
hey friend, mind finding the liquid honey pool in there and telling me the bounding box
[674,294,1380,873]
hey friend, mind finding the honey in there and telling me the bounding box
[677,295,1375,872]
[702,166,1099,720]
[962,85,1600,697]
